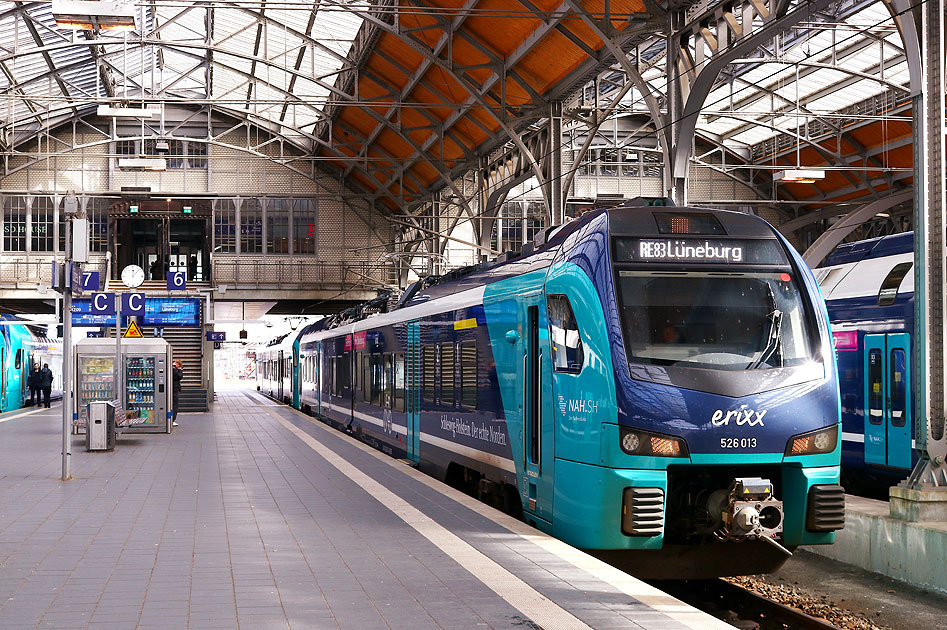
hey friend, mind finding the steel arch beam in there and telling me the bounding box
[672,0,835,181]
[802,190,913,266]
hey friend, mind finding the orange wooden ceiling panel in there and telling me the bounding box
[463,0,543,58]
[364,56,412,93]
[375,32,426,70]
[516,29,594,93]
[397,6,446,49]
[580,0,647,29]
[847,119,912,151]
[407,83,457,124]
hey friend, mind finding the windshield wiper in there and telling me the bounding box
[748,284,783,370]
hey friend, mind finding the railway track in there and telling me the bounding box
[656,578,843,630]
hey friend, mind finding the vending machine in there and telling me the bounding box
[74,338,173,433]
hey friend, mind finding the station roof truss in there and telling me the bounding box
[0,0,657,213]
[0,0,918,233]
[677,0,913,211]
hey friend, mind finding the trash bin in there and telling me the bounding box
[87,401,116,452]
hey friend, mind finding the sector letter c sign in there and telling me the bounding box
[91,292,115,315]
[122,292,146,316]
[167,271,186,291]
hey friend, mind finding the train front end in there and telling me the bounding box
[548,206,844,578]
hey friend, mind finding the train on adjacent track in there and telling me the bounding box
[0,315,63,413]
[815,232,917,494]
[258,200,845,579]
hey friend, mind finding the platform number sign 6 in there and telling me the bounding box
[167,271,187,291]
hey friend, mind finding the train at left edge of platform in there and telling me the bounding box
[0,314,64,413]
[255,201,846,579]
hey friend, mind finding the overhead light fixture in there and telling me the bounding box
[97,105,153,118]
[117,157,166,171]
[154,140,170,153]
[53,0,138,31]
[773,169,826,184]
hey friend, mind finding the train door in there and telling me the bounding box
[406,321,421,463]
[524,304,554,522]
[341,337,353,423]
[277,351,285,401]
[316,342,323,416]
[292,344,300,409]
[864,333,912,469]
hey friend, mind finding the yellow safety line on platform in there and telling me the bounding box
[249,392,732,630]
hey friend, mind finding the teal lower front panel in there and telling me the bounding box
[782,464,841,546]
[552,459,666,550]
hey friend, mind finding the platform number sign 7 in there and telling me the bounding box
[167,271,186,291]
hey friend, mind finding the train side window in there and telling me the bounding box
[340,355,350,393]
[394,353,405,412]
[547,294,584,373]
[440,343,455,407]
[371,354,382,406]
[890,348,907,427]
[384,354,394,409]
[460,340,477,409]
[15,349,21,370]
[352,352,358,390]
[362,355,371,402]
[422,345,436,402]
[867,349,883,425]
[878,262,912,306]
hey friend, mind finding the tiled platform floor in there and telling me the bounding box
[0,391,729,630]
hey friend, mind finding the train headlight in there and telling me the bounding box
[785,424,839,456]
[619,427,689,457]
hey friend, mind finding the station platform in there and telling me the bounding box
[0,390,733,630]
[805,494,947,595]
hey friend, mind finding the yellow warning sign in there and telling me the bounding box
[123,319,144,338]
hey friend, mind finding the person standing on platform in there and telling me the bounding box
[172,359,183,427]
[38,363,53,408]
[188,256,198,282]
[28,363,40,406]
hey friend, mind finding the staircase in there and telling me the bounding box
[176,387,209,412]
[103,278,211,411]
[152,326,208,412]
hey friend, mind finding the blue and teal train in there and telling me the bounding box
[258,201,845,578]
[0,315,63,413]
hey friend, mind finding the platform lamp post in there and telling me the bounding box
[60,193,88,482]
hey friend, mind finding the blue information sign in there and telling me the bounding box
[167,271,186,291]
[72,297,200,327]
[122,292,146,316]
[87,330,105,338]
[146,298,200,326]
[72,300,114,326]
[82,272,99,292]
[206,331,225,342]
[91,292,115,315]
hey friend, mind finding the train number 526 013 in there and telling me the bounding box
[720,437,757,449]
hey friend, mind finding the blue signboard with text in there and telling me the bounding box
[73,297,200,327]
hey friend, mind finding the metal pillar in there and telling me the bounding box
[547,102,564,225]
[905,0,947,490]
[61,220,72,481]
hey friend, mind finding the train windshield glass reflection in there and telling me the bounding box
[616,270,815,370]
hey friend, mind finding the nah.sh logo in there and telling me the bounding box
[711,405,766,427]
[568,399,598,414]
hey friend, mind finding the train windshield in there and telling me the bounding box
[616,270,815,370]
